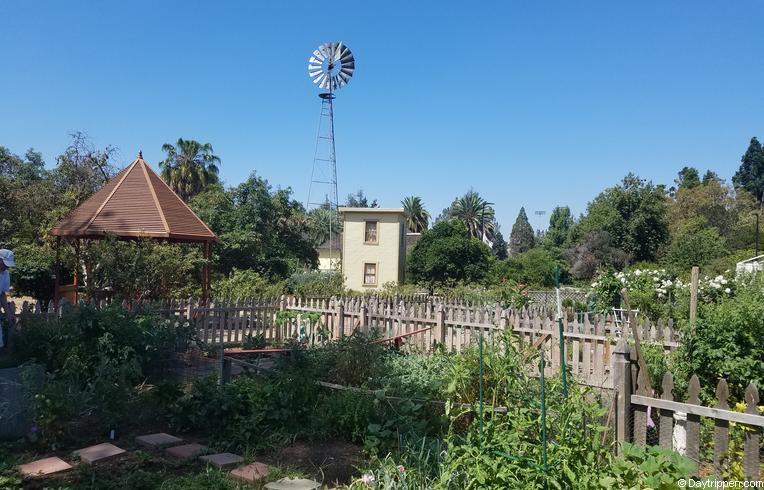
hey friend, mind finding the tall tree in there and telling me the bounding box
[449,190,495,239]
[674,166,701,191]
[407,220,492,291]
[54,132,115,209]
[573,174,668,263]
[733,137,764,204]
[401,196,430,233]
[159,138,220,202]
[509,207,535,256]
[544,206,574,249]
[189,173,317,278]
[491,221,509,260]
[667,175,756,248]
[702,170,720,185]
[345,189,378,208]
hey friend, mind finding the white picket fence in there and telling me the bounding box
[15,295,681,390]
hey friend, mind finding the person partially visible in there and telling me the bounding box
[0,248,16,348]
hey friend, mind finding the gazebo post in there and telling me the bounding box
[73,239,80,304]
[53,236,61,306]
[202,241,211,304]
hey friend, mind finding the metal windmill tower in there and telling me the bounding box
[306,42,355,263]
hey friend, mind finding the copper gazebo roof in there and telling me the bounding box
[51,152,217,243]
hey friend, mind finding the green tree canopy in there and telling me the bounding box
[509,207,535,256]
[402,195,430,233]
[345,189,378,208]
[733,137,764,203]
[543,206,574,249]
[573,173,669,263]
[663,218,728,272]
[190,173,317,279]
[667,174,756,249]
[407,220,493,290]
[159,138,220,202]
[447,190,495,239]
[491,221,509,260]
[673,166,701,193]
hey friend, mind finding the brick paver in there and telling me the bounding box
[135,433,183,449]
[230,462,270,483]
[17,457,73,478]
[165,443,207,460]
[199,452,244,469]
[73,442,126,464]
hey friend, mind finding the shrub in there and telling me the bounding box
[9,243,56,301]
[286,270,345,297]
[672,276,764,402]
[212,268,285,301]
[13,305,192,442]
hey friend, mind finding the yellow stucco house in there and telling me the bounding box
[339,207,407,291]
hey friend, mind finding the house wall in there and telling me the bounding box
[318,250,340,272]
[342,211,405,291]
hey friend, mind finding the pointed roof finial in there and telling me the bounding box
[138,150,143,160]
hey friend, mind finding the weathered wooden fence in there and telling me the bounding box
[15,295,681,390]
[612,340,763,479]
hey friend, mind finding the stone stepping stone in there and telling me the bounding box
[200,452,244,469]
[264,477,321,490]
[136,432,184,449]
[73,442,126,464]
[17,457,72,478]
[165,443,207,460]
[230,462,269,483]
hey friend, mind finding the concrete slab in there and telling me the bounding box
[17,457,72,478]
[135,433,183,449]
[230,462,270,483]
[264,478,321,490]
[73,442,126,464]
[199,452,244,469]
[165,443,207,460]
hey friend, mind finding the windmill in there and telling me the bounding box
[306,42,355,266]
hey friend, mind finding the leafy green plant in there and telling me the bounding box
[12,305,192,443]
[600,443,695,489]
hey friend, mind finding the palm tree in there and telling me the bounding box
[402,196,430,233]
[450,190,495,239]
[159,138,221,201]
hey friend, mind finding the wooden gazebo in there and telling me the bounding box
[50,152,218,302]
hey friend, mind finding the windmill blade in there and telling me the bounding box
[336,43,346,62]
[328,42,340,59]
[338,71,352,85]
[313,72,326,87]
[311,48,326,62]
[339,48,353,63]
[339,66,354,77]
[308,68,324,78]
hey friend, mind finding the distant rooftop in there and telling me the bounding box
[339,207,404,214]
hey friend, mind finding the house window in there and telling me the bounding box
[363,263,377,286]
[364,221,378,244]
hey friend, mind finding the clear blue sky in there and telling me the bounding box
[2,1,763,232]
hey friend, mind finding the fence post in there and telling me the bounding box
[436,303,446,346]
[613,338,632,454]
[337,299,345,338]
[278,294,286,341]
[743,383,760,480]
[359,300,368,333]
